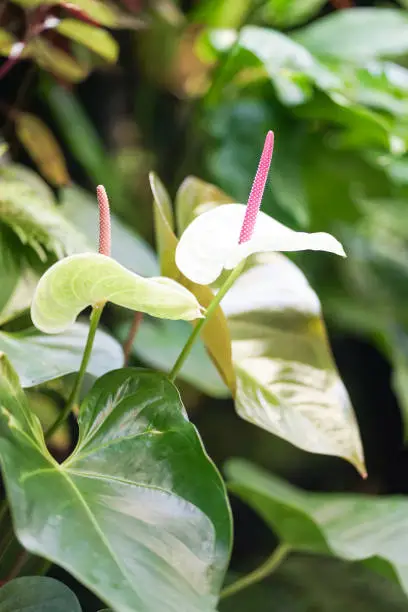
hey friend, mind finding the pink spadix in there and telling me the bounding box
[97,185,111,257]
[238,130,274,245]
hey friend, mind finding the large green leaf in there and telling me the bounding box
[220,554,408,611]
[0,322,123,387]
[226,459,408,594]
[0,576,81,611]
[61,184,159,277]
[294,8,408,61]
[119,318,229,398]
[0,360,232,611]
[0,171,88,261]
[221,253,365,475]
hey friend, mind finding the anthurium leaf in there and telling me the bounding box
[0,322,123,387]
[15,113,70,187]
[118,318,229,398]
[226,459,408,594]
[150,173,236,392]
[220,554,408,611]
[60,185,159,277]
[221,253,365,475]
[56,19,118,62]
[0,174,88,261]
[294,8,408,61]
[0,576,82,611]
[175,176,233,236]
[30,253,204,334]
[0,359,232,611]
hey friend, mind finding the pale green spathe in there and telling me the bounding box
[31,253,204,334]
[175,204,346,285]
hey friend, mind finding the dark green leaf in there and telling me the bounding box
[0,576,81,611]
[220,554,408,611]
[0,360,232,611]
[226,459,408,593]
[0,322,124,387]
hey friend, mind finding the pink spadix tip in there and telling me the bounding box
[239,130,274,244]
[96,185,111,257]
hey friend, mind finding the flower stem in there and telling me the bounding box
[46,304,104,439]
[168,262,245,383]
[220,543,290,600]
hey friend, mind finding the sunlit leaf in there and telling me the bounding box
[191,0,253,28]
[150,173,236,392]
[12,0,118,26]
[0,175,88,260]
[0,576,81,611]
[0,360,232,611]
[226,459,408,593]
[221,254,365,474]
[56,19,118,62]
[176,204,345,286]
[15,113,70,187]
[295,8,408,61]
[31,253,204,334]
[0,322,123,387]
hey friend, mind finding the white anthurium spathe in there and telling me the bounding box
[175,203,346,286]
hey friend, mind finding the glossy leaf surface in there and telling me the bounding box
[221,254,365,474]
[0,576,81,611]
[0,361,232,611]
[0,322,123,387]
[31,253,204,333]
[226,459,408,594]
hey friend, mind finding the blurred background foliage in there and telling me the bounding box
[2,0,408,609]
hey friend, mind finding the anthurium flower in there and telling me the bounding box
[31,186,204,334]
[175,131,345,286]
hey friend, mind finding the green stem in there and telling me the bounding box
[220,543,290,600]
[46,304,104,439]
[169,262,245,383]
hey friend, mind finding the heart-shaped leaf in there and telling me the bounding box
[0,576,81,611]
[226,458,408,594]
[30,253,204,334]
[0,359,232,611]
[221,253,365,475]
[0,322,123,387]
